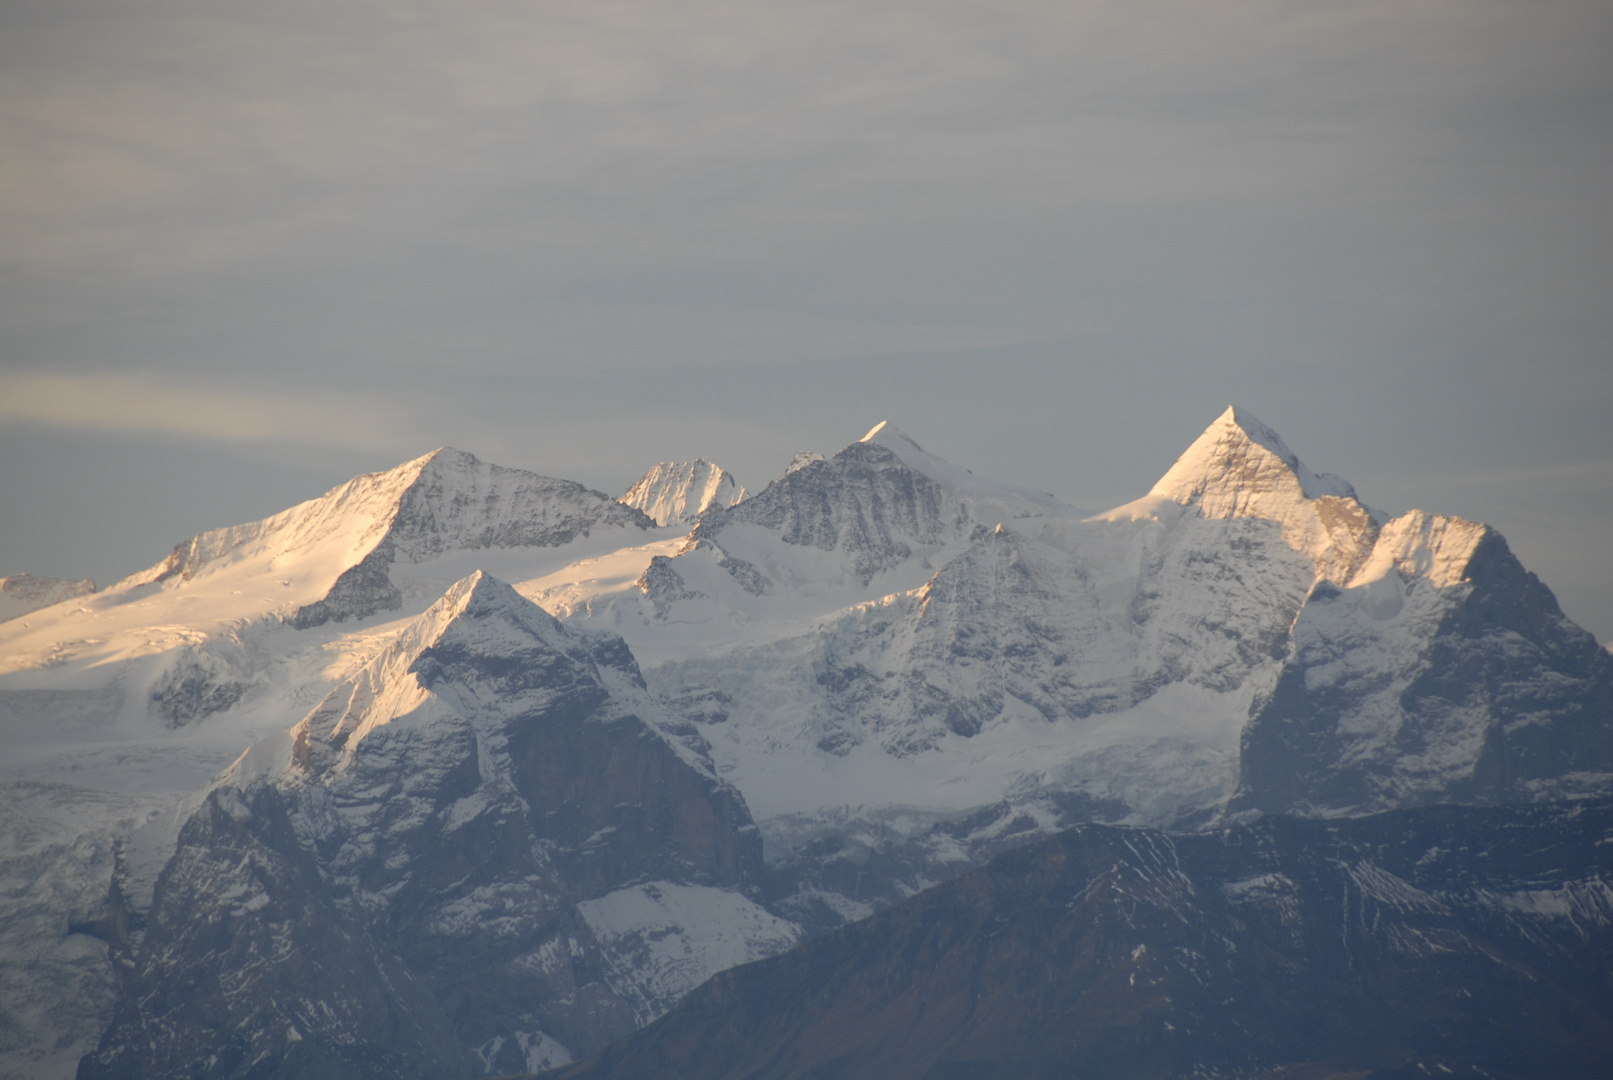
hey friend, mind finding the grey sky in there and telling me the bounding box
[2,0,1610,638]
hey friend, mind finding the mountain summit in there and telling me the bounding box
[617,420,1085,649]
[1152,404,1360,506]
[1125,405,1381,586]
[619,460,746,527]
[115,446,655,628]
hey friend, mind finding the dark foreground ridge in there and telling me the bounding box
[544,800,1613,1080]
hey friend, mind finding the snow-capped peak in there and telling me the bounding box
[620,460,747,527]
[83,446,655,632]
[854,420,1082,522]
[114,449,438,591]
[389,568,573,661]
[115,446,654,596]
[1152,405,1359,508]
[278,570,657,782]
[1120,406,1383,587]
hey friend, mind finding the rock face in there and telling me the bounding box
[550,801,1613,1080]
[79,574,791,1080]
[0,574,95,622]
[619,461,746,526]
[695,435,965,586]
[627,422,1073,631]
[85,784,473,1080]
[1234,515,1613,815]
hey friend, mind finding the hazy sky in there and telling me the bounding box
[2,0,1610,639]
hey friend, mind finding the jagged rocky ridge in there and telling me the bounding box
[550,800,1613,1080]
[78,574,792,1080]
[632,422,1069,622]
[619,460,746,527]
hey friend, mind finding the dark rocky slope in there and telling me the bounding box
[547,801,1613,1080]
[1236,524,1613,816]
[78,574,784,1080]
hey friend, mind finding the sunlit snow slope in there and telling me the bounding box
[619,460,746,526]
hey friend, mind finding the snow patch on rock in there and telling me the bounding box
[577,881,802,1026]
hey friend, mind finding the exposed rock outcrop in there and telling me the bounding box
[0,574,95,622]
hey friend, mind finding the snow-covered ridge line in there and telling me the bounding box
[113,448,439,591]
[860,420,1087,521]
[49,446,660,634]
[117,447,656,594]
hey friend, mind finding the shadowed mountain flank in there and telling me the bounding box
[549,803,1613,1080]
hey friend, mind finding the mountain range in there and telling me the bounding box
[0,408,1608,1079]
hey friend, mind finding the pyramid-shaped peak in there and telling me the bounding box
[423,446,537,476]
[281,569,649,782]
[440,568,524,616]
[417,570,568,647]
[1152,406,1358,507]
[418,445,478,466]
[1213,406,1298,466]
[621,459,746,526]
[360,445,475,487]
[348,569,635,719]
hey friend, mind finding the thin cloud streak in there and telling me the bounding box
[0,373,407,451]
